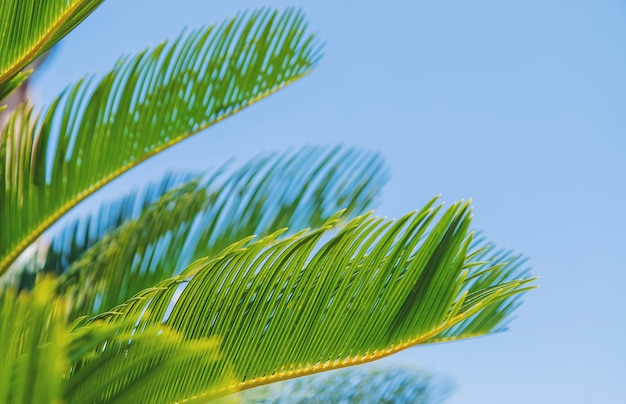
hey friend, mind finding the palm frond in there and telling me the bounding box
[428,234,533,343]
[6,171,197,291]
[89,199,535,396]
[0,7,321,276]
[244,365,453,404]
[57,146,387,320]
[45,172,198,273]
[0,277,234,404]
[0,0,105,101]
[0,278,69,403]
[65,325,233,404]
[0,69,31,103]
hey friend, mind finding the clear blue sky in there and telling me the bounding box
[31,1,626,402]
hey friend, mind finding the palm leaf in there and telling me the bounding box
[57,146,387,320]
[5,171,196,291]
[44,172,198,273]
[0,0,105,101]
[0,7,321,276]
[0,278,69,403]
[88,199,534,397]
[0,277,234,403]
[429,234,533,342]
[65,325,233,404]
[0,70,32,103]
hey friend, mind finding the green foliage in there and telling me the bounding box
[85,200,532,396]
[0,2,536,403]
[65,325,232,403]
[0,69,32,102]
[0,278,68,403]
[0,278,234,403]
[56,146,386,320]
[42,172,197,276]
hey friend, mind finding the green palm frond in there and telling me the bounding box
[0,277,234,403]
[88,199,534,396]
[429,234,532,342]
[0,69,32,102]
[65,325,233,403]
[0,278,69,403]
[244,365,453,404]
[6,171,196,291]
[0,0,105,101]
[0,7,320,276]
[47,173,197,273]
[57,146,387,319]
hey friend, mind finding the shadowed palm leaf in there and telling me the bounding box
[41,172,198,274]
[56,146,387,319]
[7,172,197,290]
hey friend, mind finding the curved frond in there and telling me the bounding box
[58,146,387,320]
[0,0,105,101]
[90,199,535,396]
[428,234,533,343]
[0,7,321,276]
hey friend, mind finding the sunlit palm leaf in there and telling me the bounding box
[0,0,105,101]
[89,199,534,397]
[0,7,320,276]
[58,146,387,320]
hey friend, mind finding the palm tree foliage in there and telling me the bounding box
[56,146,386,320]
[0,2,535,403]
[86,199,532,398]
[41,172,198,275]
[8,171,196,290]
[2,278,235,403]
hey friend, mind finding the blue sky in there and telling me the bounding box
[31,1,625,402]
